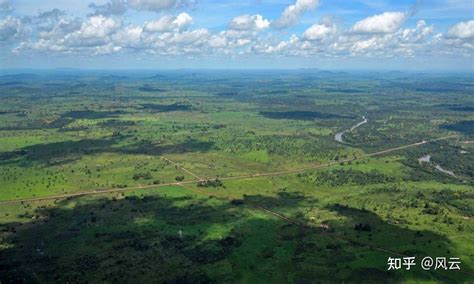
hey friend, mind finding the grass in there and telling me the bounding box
[0,71,473,282]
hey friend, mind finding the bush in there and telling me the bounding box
[133,172,152,180]
[231,199,244,205]
[354,223,372,232]
[197,179,223,187]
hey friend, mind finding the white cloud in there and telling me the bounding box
[144,15,175,33]
[229,14,270,31]
[216,20,268,49]
[59,15,121,47]
[14,11,206,56]
[447,20,474,39]
[209,33,228,48]
[144,13,192,33]
[38,17,82,40]
[272,0,320,29]
[351,12,407,34]
[95,42,122,54]
[7,4,470,61]
[30,9,82,40]
[400,20,434,42]
[350,37,380,53]
[112,25,143,47]
[77,15,121,39]
[0,16,26,42]
[168,28,209,45]
[173,13,193,29]
[254,34,300,54]
[348,20,437,56]
[302,23,336,41]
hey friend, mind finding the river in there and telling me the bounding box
[335,116,367,143]
[418,154,455,177]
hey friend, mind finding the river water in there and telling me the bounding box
[418,154,455,177]
[335,116,367,143]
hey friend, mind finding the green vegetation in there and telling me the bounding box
[0,71,473,282]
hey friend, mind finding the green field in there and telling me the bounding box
[0,71,473,283]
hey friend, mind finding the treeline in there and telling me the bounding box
[216,133,339,162]
[298,169,395,186]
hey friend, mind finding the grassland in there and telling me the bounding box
[0,70,473,283]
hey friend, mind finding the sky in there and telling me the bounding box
[0,0,473,70]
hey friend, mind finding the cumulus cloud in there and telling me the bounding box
[15,15,124,54]
[447,20,474,39]
[210,14,270,50]
[6,2,471,61]
[252,34,300,54]
[63,15,122,47]
[351,12,407,34]
[302,23,336,41]
[209,33,227,48]
[250,17,438,58]
[168,28,209,45]
[401,20,434,42]
[112,25,142,47]
[272,0,319,29]
[173,12,193,29]
[350,37,381,53]
[229,14,269,31]
[14,11,210,56]
[348,20,436,56]
[0,17,26,42]
[37,17,82,40]
[11,9,88,45]
[78,15,121,39]
[144,13,192,33]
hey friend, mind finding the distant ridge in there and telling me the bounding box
[0,73,40,80]
[101,75,129,80]
[146,74,167,79]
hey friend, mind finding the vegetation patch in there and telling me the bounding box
[441,120,474,135]
[138,85,167,92]
[141,103,193,112]
[61,110,127,120]
[260,111,351,121]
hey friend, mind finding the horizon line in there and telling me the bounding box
[1,68,473,73]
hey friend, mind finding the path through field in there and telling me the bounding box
[0,135,458,205]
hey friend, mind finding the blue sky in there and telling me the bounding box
[1,0,473,70]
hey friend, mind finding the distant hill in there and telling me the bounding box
[145,74,166,80]
[0,73,40,80]
[101,75,129,80]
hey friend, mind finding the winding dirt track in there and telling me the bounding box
[2,134,473,277]
[0,135,458,205]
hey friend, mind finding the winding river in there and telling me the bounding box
[335,116,367,143]
[418,154,455,177]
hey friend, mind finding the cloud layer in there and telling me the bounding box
[273,0,320,29]
[447,20,474,39]
[351,12,407,34]
[1,0,473,65]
